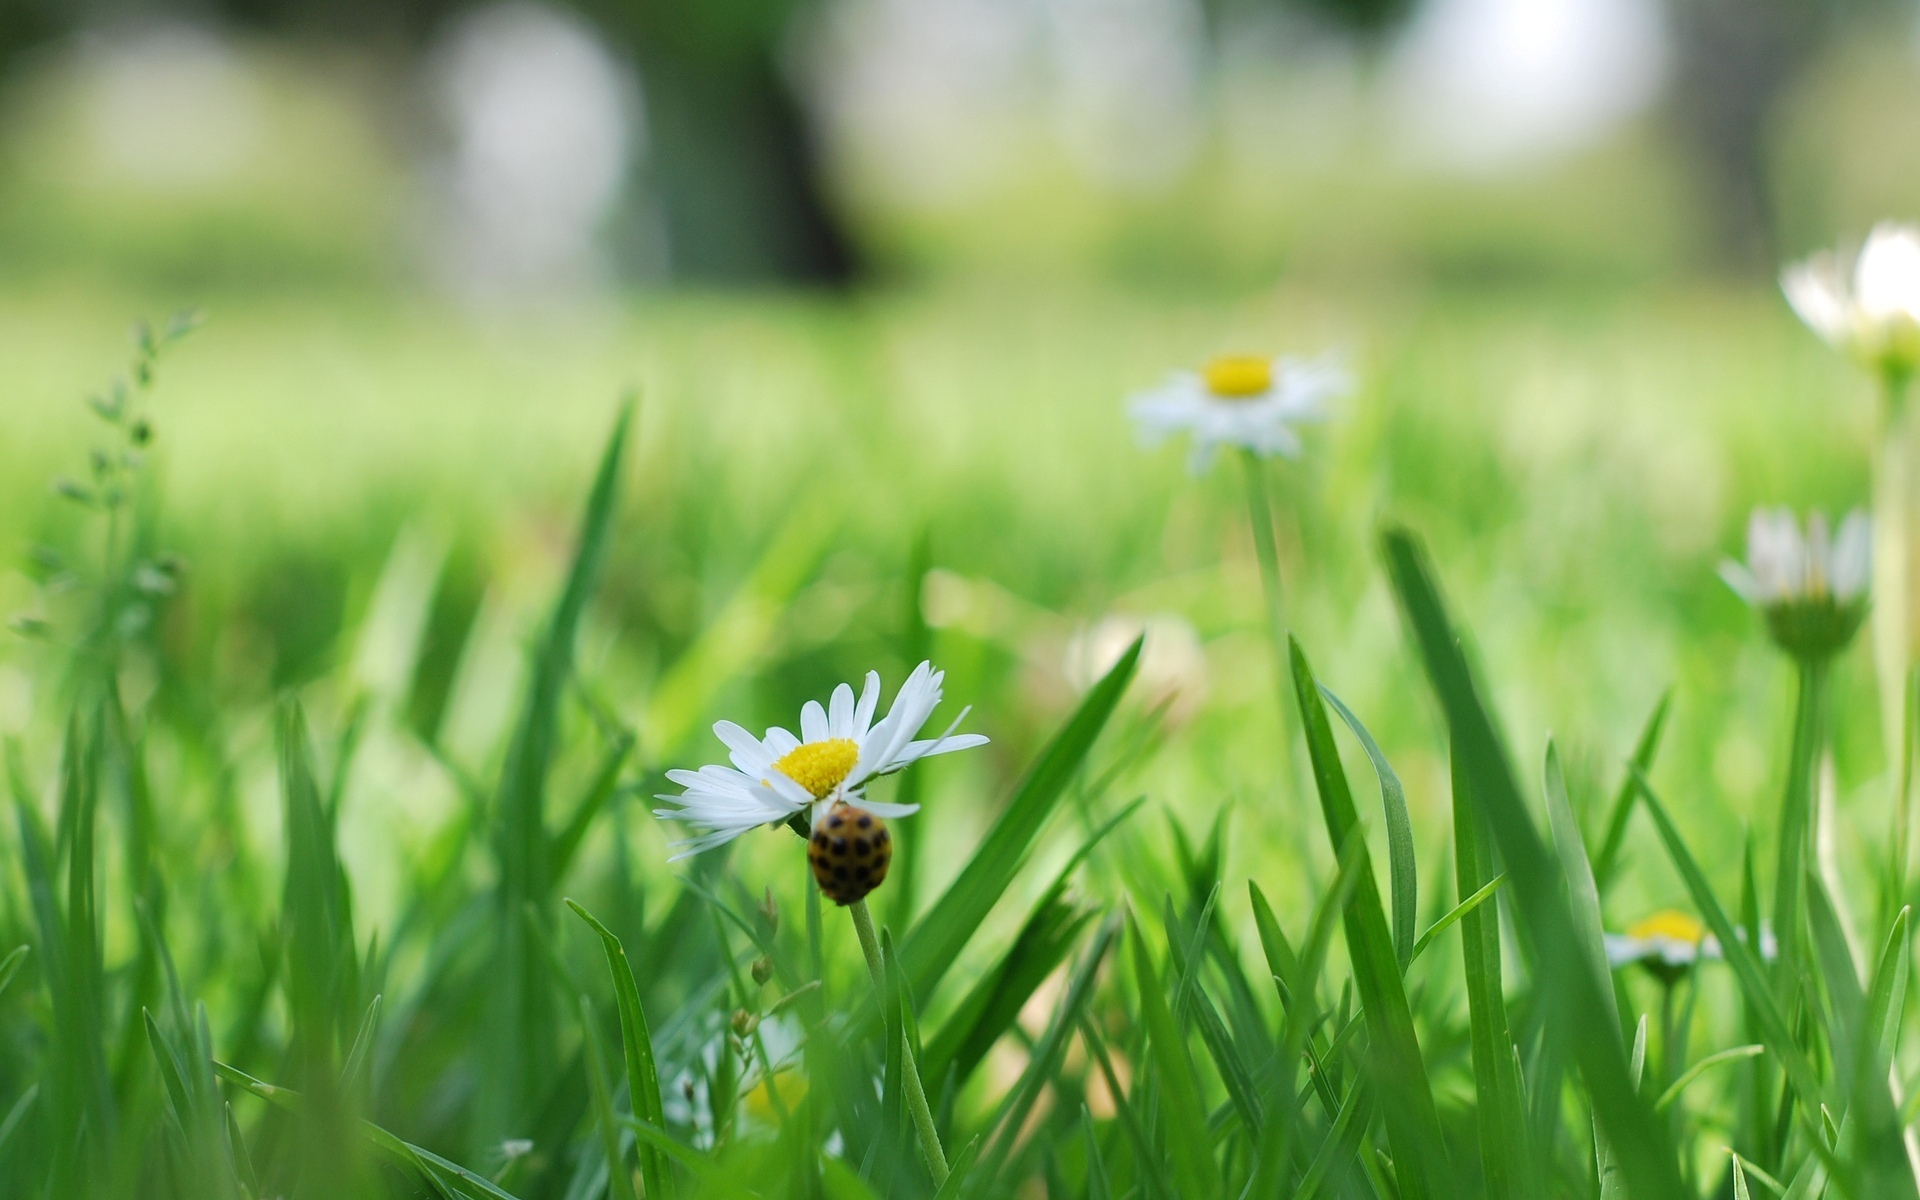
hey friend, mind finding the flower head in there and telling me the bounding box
[1129,352,1351,472]
[654,661,987,861]
[1604,910,1775,983]
[1783,224,1920,379]
[1720,507,1870,662]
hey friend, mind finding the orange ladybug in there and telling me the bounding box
[808,803,892,905]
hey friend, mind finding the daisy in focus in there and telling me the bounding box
[1783,223,1920,381]
[654,661,986,885]
[1129,352,1352,471]
[1720,506,1870,662]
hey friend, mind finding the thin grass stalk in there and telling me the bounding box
[849,898,949,1186]
[1772,657,1828,994]
[1241,449,1286,652]
[1877,372,1916,867]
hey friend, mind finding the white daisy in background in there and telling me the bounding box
[1604,910,1776,983]
[1783,223,1920,378]
[1720,506,1870,661]
[654,661,987,861]
[1129,352,1352,471]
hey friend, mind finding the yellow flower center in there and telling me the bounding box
[1626,910,1704,944]
[1202,356,1273,399]
[771,738,860,799]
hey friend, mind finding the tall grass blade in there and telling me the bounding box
[1291,636,1455,1199]
[565,898,669,1199]
[486,405,629,1139]
[897,636,1140,1001]
[579,993,641,1200]
[1383,526,1685,1200]
[1126,914,1219,1199]
[1320,683,1417,973]
[1593,690,1671,894]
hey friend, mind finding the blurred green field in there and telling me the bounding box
[0,272,1905,1197]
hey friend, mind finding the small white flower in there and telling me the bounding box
[1782,223,1920,376]
[1720,507,1870,661]
[1129,352,1351,471]
[654,661,987,861]
[1604,910,1776,979]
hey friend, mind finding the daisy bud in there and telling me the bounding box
[731,1008,759,1039]
[1720,507,1870,663]
[751,955,774,986]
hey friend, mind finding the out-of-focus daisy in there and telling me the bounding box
[1063,613,1207,727]
[654,661,986,862]
[1783,224,1920,379]
[1605,910,1775,984]
[1129,352,1351,471]
[1605,910,1710,977]
[1720,507,1870,662]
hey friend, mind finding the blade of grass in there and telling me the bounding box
[1291,637,1454,1200]
[1127,914,1219,1199]
[579,993,641,1200]
[1320,684,1417,973]
[1592,690,1671,894]
[898,637,1140,1001]
[1654,1046,1765,1111]
[1383,526,1685,1200]
[1409,874,1504,965]
[565,899,669,1199]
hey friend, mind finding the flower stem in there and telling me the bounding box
[1877,371,1916,913]
[1240,449,1286,650]
[847,898,950,1186]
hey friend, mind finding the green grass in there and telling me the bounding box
[0,275,1910,1197]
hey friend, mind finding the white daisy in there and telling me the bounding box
[1783,223,1920,377]
[1129,352,1352,472]
[654,661,987,861]
[1720,507,1870,662]
[1604,910,1776,981]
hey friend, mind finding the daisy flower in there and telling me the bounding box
[654,661,987,862]
[1604,910,1775,983]
[1783,223,1920,379]
[1129,352,1351,471]
[1720,507,1870,662]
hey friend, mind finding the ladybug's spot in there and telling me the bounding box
[854,867,871,882]
[856,815,872,829]
[852,838,870,856]
[834,867,850,881]
[812,833,828,848]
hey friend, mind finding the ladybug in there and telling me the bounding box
[808,803,892,905]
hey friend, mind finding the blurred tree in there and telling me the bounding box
[574,0,861,283]
[0,0,857,284]
[1664,0,1832,271]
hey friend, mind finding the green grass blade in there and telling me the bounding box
[1451,731,1529,1200]
[1126,914,1219,1199]
[1319,683,1417,973]
[0,945,26,1000]
[934,1135,981,1200]
[578,993,641,1200]
[1383,526,1684,1200]
[1630,774,1823,1107]
[1290,637,1453,1200]
[1543,740,1613,1011]
[922,796,1139,1089]
[1653,1045,1764,1111]
[487,405,629,1135]
[1866,908,1911,1065]
[1409,874,1504,964]
[898,637,1141,1001]
[1592,689,1671,894]
[1295,1077,1371,1200]
[565,898,669,1198]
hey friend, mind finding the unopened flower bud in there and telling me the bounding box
[757,887,778,935]
[752,955,774,986]
[731,1008,759,1038]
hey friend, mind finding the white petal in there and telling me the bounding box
[828,683,856,738]
[800,701,829,744]
[847,800,920,819]
[1857,223,1920,324]
[854,671,881,735]
[763,727,802,756]
[895,732,991,762]
[713,720,774,776]
[1782,256,1852,345]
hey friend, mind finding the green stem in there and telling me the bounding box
[1771,656,1828,992]
[1877,371,1915,905]
[1241,449,1287,650]
[847,899,950,1186]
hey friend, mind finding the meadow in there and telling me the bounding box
[0,271,1902,1198]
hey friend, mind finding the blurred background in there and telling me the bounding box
[0,0,1917,917]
